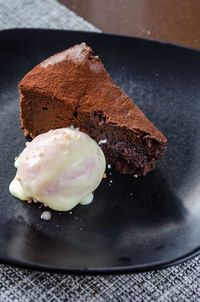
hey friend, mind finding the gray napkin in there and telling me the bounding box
[0,0,100,32]
[1,0,200,301]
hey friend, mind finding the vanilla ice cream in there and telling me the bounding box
[9,128,106,211]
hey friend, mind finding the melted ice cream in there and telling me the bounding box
[9,128,106,211]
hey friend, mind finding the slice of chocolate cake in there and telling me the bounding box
[19,43,166,175]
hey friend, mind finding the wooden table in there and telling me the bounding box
[59,0,200,50]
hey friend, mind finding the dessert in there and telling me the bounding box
[9,128,106,211]
[19,43,166,176]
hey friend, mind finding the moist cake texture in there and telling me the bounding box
[19,43,167,175]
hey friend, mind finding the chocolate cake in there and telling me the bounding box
[19,43,166,175]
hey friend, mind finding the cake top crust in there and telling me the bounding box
[19,42,167,144]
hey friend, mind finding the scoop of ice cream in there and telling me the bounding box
[9,128,106,211]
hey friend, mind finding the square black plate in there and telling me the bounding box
[0,29,200,274]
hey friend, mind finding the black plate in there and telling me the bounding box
[0,29,200,274]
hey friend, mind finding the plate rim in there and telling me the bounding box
[1,247,200,275]
[1,27,200,53]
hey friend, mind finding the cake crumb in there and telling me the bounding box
[16,177,21,182]
[130,193,133,196]
[26,142,30,147]
[103,173,107,178]
[110,180,113,183]
[15,157,18,161]
[133,174,138,178]
[107,164,111,169]
[26,156,29,160]
[69,211,72,215]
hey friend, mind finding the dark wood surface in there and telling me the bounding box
[59,0,200,50]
